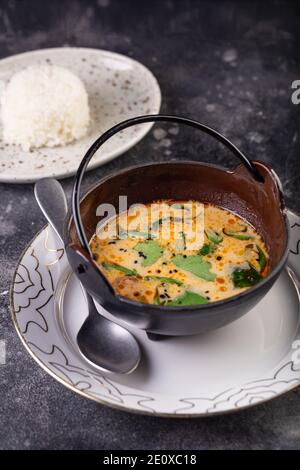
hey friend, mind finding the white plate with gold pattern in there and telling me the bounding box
[0,47,161,183]
[10,210,300,416]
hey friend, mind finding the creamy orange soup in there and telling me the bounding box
[90,201,269,306]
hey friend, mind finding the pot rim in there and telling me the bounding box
[66,160,290,317]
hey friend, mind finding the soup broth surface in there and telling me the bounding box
[90,201,269,306]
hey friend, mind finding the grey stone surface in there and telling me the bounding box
[0,0,300,450]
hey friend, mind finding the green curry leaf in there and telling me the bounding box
[171,203,190,211]
[134,240,164,267]
[151,216,182,230]
[205,228,223,244]
[164,291,209,306]
[232,263,262,288]
[101,262,140,277]
[144,275,183,286]
[128,230,156,239]
[256,245,267,271]
[223,228,254,240]
[118,225,156,239]
[199,242,216,256]
[172,255,217,281]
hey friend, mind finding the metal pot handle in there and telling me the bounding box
[72,114,264,253]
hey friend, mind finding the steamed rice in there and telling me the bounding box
[1,64,90,151]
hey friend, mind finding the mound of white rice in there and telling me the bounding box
[1,64,90,151]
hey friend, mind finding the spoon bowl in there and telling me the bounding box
[77,294,140,374]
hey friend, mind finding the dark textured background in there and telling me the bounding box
[0,0,300,450]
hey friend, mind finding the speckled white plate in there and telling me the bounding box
[10,210,300,416]
[0,47,161,183]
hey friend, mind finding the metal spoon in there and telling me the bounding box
[34,178,141,374]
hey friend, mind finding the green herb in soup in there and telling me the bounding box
[199,242,216,256]
[205,228,223,244]
[256,245,267,272]
[157,291,209,306]
[101,262,140,277]
[90,201,269,305]
[144,275,183,285]
[172,255,217,282]
[134,240,164,267]
[232,264,262,288]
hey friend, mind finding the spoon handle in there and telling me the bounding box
[35,178,104,311]
[34,178,68,244]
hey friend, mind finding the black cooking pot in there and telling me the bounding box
[65,115,289,337]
